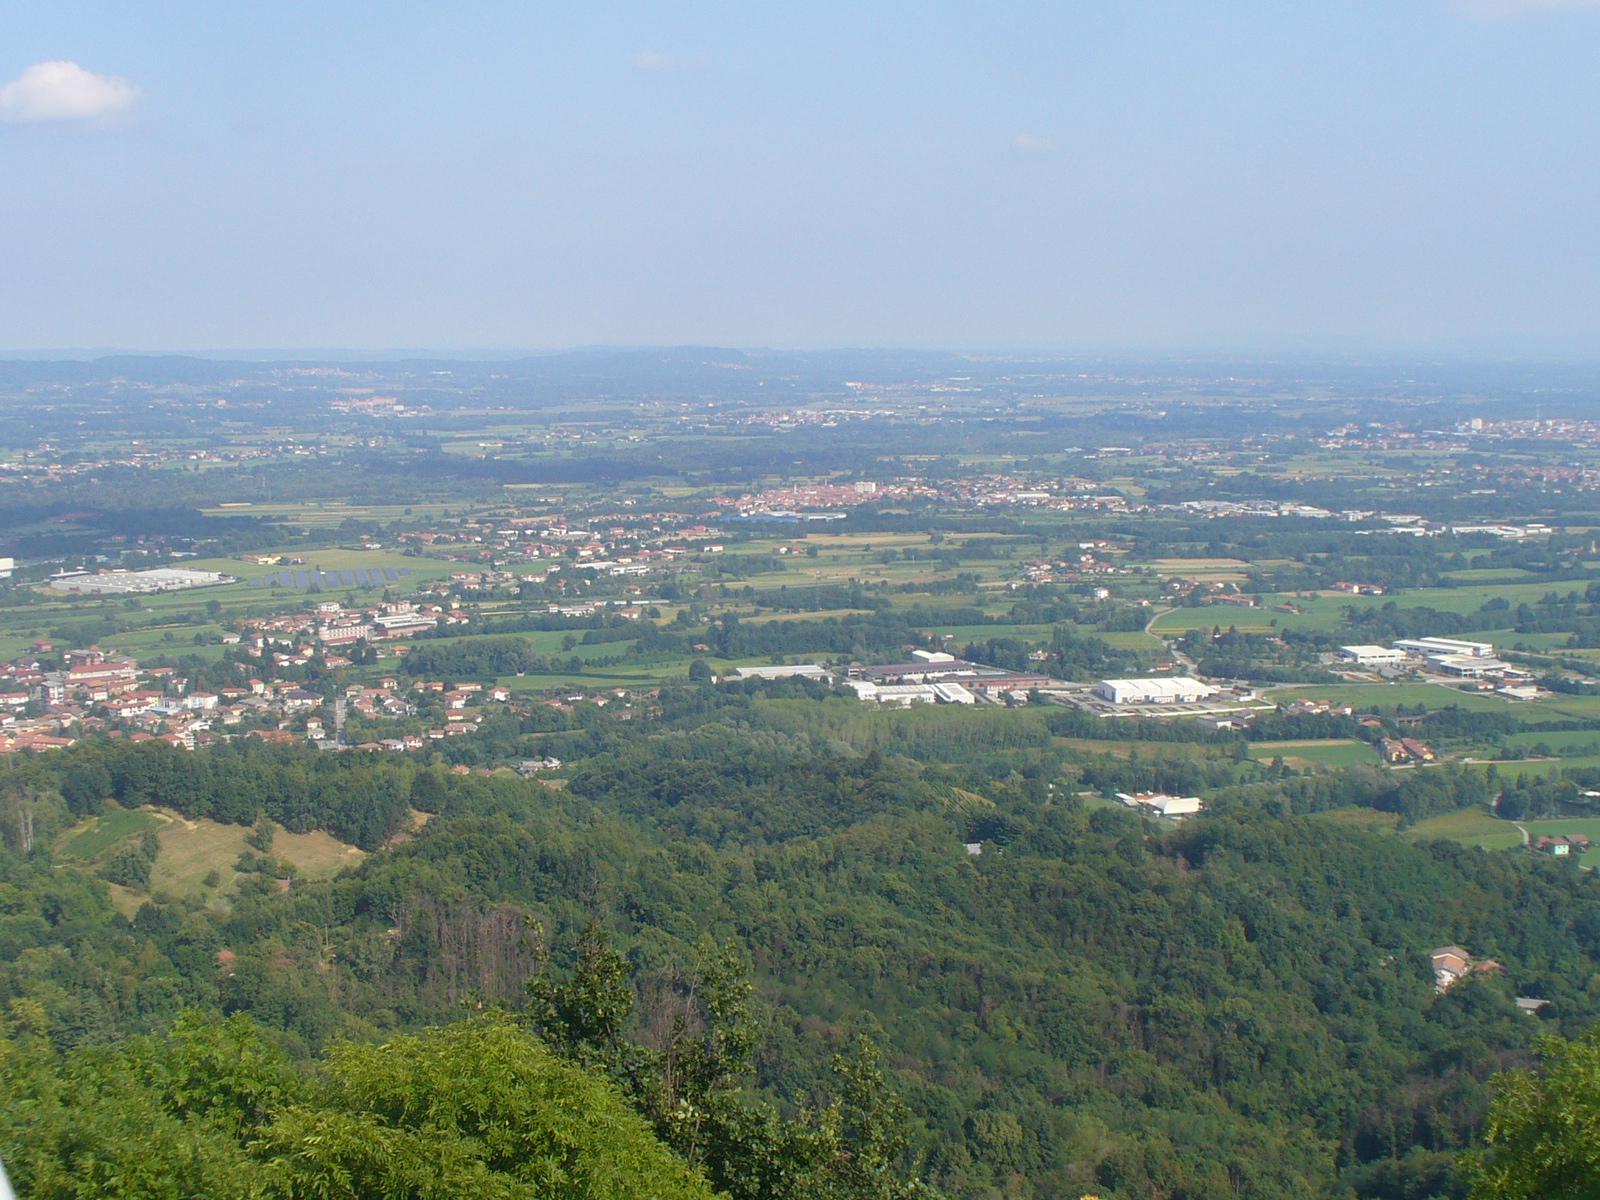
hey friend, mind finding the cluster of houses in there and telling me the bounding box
[0,640,621,756]
[1379,737,1437,765]
[0,645,328,752]
[1019,543,1128,586]
[395,512,729,578]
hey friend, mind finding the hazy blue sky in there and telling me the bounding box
[3,2,1599,354]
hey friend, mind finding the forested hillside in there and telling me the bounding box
[3,705,1600,1199]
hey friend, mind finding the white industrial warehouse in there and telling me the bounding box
[1393,637,1496,659]
[1095,677,1218,705]
[1338,645,1411,667]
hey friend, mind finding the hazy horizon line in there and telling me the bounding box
[3,342,1599,367]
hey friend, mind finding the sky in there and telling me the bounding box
[3,1,1599,356]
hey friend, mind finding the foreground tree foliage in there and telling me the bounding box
[0,1011,718,1200]
[1464,1028,1600,1200]
[527,925,929,1200]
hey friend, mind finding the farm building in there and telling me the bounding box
[1115,792,1204,819]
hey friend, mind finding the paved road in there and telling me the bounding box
[1145,607,1199,671]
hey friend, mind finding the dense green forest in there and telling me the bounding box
[3,704,1600,1199]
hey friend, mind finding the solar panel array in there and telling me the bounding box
[250,565,414,591]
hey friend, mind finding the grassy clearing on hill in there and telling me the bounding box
[57,805,364,914]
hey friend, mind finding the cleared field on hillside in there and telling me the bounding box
[58,805,364,913]
[150,811,362,900]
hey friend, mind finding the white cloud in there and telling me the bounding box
[1454,0,1600,18]
[0,60,139,124]
[1012,132,1055,153]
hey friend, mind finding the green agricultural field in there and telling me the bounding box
[1439,568,1539,582]
[1504,730,1600,753]
[1268,683,1514,713]
[1248,739,1379,768]
[1498,631,1581,651]
[106,623,233,659]
[743,609,875,625]
[1404,807,1524,851]
[923,623,1056,643]
[0,633,41,660]
[748,562,959,589]
[498,656,698,692]
[1466,754,1600,781]
[1056,736,1220,761]
[1536,694,1600,722]
[1147,557,1253,581]
[1097,630,1167,651]
[1403,806,1600,854]
[1522,816,1600,845]
[200,501,459,528]
[794,532,955,550]
[1148,606,1281,634]
[172,547,459,590]
[1149,580,1600,638]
